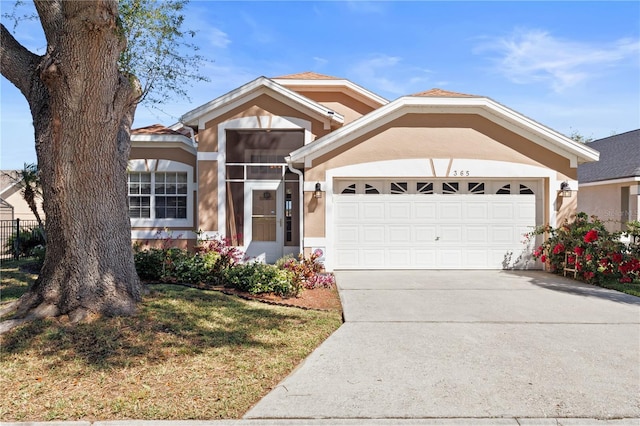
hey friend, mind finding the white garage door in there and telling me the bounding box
[333,180,537,269]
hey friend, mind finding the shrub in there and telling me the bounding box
[528,213,640,284]
[276,250,336,292]
[4,226,46,258]
[223,261,296,297]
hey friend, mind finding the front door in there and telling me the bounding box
[244,181,284,263]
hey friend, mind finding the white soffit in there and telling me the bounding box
[288,96,600,166]
[179,76,345,128]
[273,78,390,109]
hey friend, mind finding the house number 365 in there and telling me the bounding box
[452,170,470,177]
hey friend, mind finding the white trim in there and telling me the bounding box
[272,78,389,109]
[579,176,640,187]
[180,76,344,128]
[127,159,195,228]
[289,96,599,167]
[197,152,219,161]
[304,237,326,247]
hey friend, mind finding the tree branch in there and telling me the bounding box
[0,23,39,97]
[33,0,62,47]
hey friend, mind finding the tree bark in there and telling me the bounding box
[1,0,141,322]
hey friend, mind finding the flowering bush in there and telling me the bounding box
[276,249,336,294]
[527,213,640,284]
[134,230,336,298]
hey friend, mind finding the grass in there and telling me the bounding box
[0,261,343,421]
[597,279,640,297]
[0,259,38,303]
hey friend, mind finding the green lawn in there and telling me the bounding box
[0,260,343,421]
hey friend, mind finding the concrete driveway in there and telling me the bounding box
[245,270,640,421]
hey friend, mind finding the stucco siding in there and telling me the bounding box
[1,187,44,222]
[306,114,573,182]
[579,183,639,232]
[198,161,218,232]
[304,192,325,238]
[130,147,196,168]
[294,91,377,124]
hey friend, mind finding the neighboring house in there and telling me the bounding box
[578,129,640,232]
[0,171,44,222]
[130,72,599,270]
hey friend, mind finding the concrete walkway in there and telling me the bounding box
[244,270,640,421]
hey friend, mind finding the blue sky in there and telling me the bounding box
[1,1,639,170]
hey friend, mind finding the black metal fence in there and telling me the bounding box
[0,219,45,261]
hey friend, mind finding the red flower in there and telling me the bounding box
[553,243,565,255]
[585,254,593,262]
[567,255,576,265]
[574,246,585,256]
[620,275,632,283]
[583,271,595,281]
[584,229,598,243]
[612,253,624,264]
[540,255,547,263]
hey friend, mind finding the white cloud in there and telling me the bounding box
[209,27,231,49]
[349,54,432,96]
[476,29,640,92]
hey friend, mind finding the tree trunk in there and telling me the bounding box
[1,1,141,322]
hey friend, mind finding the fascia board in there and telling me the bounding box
[473,97,600,163]
[579,176,640,187]
[290,96,600,165]
[273,78,390,108]
[180,77,344,128]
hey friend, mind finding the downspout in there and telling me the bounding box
[286,157,304,255]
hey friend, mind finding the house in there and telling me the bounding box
[578,129,640,232]
[0,171,44,222]
[130,72,599,270]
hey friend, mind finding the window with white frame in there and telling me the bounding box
[128,172,188,219]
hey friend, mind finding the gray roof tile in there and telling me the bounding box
[578,129,640,183]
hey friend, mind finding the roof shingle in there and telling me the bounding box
[273,71,342,80]
[411,88,478,98]
[578,129,640,183]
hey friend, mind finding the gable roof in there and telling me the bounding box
[288,92,600,168]
[272,73,389,109]
[180,76,344,129]
[132,124,186,136]
[274,71,341,80]
[412,88,478,98]
[130,124,197,154]
[578,129,640,184]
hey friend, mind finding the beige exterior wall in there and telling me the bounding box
[1,186,44,222]
[198,161,218,231]
[130,147,196,169]
[294,91,378,124]
[579,182,640,232]
[556,194,578,228]
[303,192,325,238]
[306,113,574,182]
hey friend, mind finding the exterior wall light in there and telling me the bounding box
[314,182,323,199]
[559,181,572,198]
